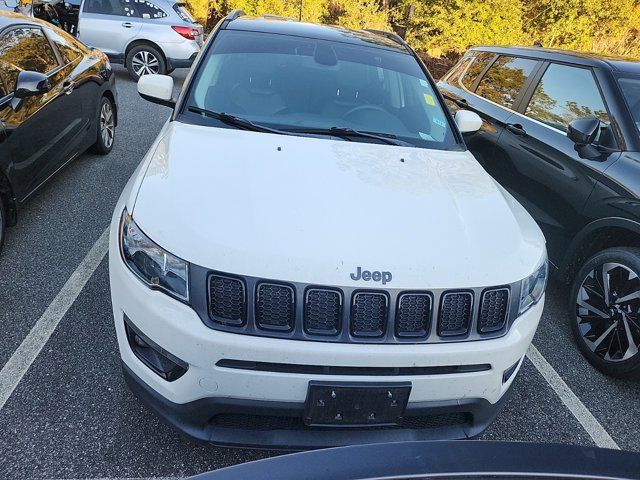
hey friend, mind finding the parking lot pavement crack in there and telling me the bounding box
[0,227,110,411]
[527,344,620,450]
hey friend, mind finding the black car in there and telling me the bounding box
[0,10,117,254]
[438,46,640,378]
[190,441,640,480]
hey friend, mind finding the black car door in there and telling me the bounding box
[0,25,82,201]
[43,26,92,164]
[494,62,622,258]
[438,53,542,170]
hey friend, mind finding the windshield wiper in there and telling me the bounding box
[187,106,291,136]
[285,126,412,146]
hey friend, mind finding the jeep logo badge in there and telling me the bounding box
[350,266,392,285]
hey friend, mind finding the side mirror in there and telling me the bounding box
[138,74,175,108]
[567,116,602,160]
[454,110,482,134]
[14,71,50,99]
[567,116,600,145]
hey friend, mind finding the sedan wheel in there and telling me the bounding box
[90,97,116,155]
[100,101,115,150]
[571,248,640,377]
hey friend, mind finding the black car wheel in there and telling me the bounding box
[126,45,166,80]
[570,247,640,378]
[90,96,115,155]
[0,196,5,255]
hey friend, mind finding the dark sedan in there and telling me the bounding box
[0,10,117,254]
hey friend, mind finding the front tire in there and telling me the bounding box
[570,247,640,378]
[126,45,166,80]
[90,96,115,155]
[0,196,5,256]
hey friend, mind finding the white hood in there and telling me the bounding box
[131,122,545,289]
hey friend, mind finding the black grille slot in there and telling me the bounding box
[208,275,246,326]
[305,288,342,335]
[438,292,473,336]
[256,283,295,331]
[479,288,509,333]
[396,293,431,338]
[350,292,388,337]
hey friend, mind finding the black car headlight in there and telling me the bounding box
[119,209,189,301]
[519,258,548,314]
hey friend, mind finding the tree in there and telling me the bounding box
[395,0,528,56]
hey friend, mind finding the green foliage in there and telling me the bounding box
[396,0,527,56]
[184,0,640,59]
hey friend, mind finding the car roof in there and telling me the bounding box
[0,10,53,29]
[470,46,640,75]
[225,16,409,54]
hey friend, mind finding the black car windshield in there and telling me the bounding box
[618,75,640,136]
[183,30,459,150]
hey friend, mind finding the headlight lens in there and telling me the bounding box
[519,258,548,314]
[119,209,189,301]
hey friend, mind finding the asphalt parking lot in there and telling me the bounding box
[1,66,639,480]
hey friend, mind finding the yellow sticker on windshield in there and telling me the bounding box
[423,93,436,106]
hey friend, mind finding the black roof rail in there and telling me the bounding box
[364,29,409,49]
[260,13,296,21]
[226,9,246,21]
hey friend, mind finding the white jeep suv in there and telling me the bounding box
[109,11,547,448]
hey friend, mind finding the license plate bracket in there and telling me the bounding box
[303,382,411,427]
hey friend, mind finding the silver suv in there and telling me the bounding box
[78,0,203,79]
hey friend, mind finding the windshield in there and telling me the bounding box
[183,30,459,149]
[618,75,640,136]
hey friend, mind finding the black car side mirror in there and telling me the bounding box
[14,71,51,99]
[11,71,51,111]
[567,116,603,160]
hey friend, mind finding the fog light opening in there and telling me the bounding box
[124,315,188,382]
[502,358,521,384]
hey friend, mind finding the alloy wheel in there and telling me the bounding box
[100,101,115,150]
[576,262,640,362]
[131,50,160,76]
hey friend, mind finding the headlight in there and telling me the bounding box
[519,258,548,314]
[119,209,189,301]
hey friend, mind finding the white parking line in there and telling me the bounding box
[526,344,620,450]
[0,227,109,411]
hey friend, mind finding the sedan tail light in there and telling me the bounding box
[171,26,199,40]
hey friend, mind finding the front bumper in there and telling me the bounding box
[109,213,543,448]
[123,361,513,449]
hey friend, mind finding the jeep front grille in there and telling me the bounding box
[208,274,246,326]
[438,292,473,336]
[256,283,295,331]
[350,292,388,337]
[194,267,515,344]
[478,288,509,333]
[305,288,342,335]
[396,293,432,338]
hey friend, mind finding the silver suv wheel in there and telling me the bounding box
[132,50,160,76]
